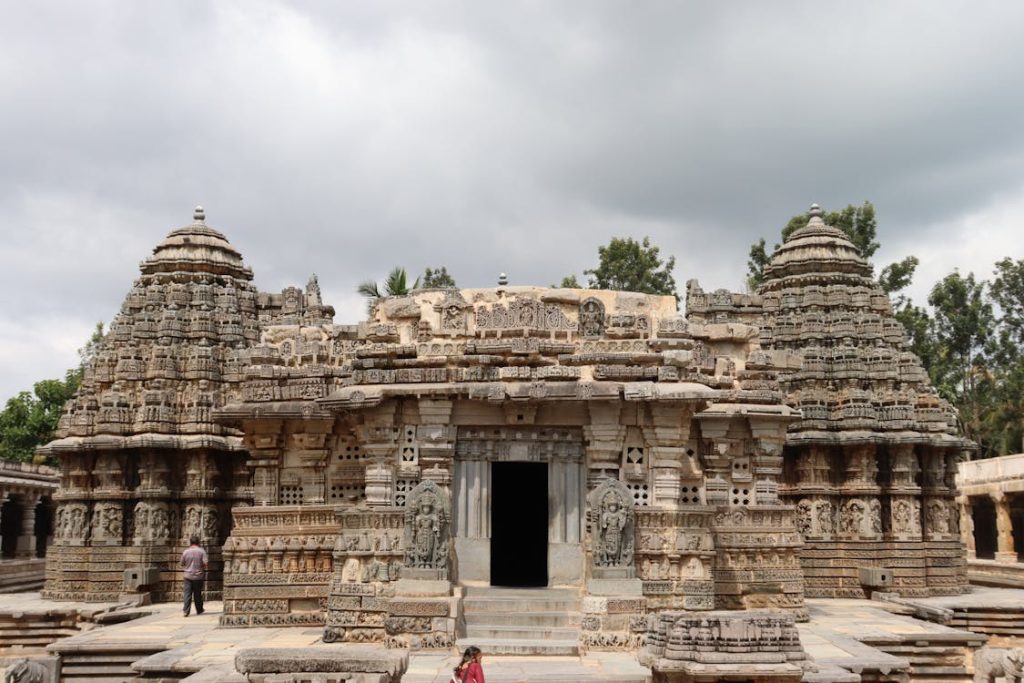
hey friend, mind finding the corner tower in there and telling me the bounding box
[758,205,970,597]
[41,208,259,602]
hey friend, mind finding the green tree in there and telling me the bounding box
[357,267,421,312]
[552,274,581,288]
[828,201,879,259]
[0,322,103,463]
[421,266,457,289]
[746,239,772,290]
[928,271,995,452]
[987,257,1024,453]
[878,256,919,297]
[584,236,677,297]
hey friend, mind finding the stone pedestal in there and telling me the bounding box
[587,577,643,596]
[395,568,451,598]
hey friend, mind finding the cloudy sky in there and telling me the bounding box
[2,1,1023,402]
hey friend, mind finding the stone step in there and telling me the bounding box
[462,597,580,613]
[0,580,45,594]
[455,637,580,656]
[464,624,579,640]
[464,611,581,627]
[463,586,579,597]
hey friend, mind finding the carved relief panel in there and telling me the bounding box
[402,480,450,571]
[588,478,636,569]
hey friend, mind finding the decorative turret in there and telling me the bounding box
[140,206,253,280]
[761,204,873,289]
[46,207,260,447]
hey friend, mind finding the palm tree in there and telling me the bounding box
[357,267,420,313]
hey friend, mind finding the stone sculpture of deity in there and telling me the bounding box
[579,297,606,338]
[403,480,450,570]
[588,478,635,568]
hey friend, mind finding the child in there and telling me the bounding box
[452,646,484,683]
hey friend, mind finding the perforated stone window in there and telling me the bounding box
[328,483,365,503]
[626,483,650,506]
[399,426,418,467]
[731,487,750,506]
[731,456,751,481]
[337,438,363,461]
[680,485,702,505]
[281,485,304,505]
[395,479,417,507]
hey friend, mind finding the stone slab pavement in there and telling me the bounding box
[907,585,1024,610]
[38,601,650,682]
[8,592,1024,681]
[0,591,119,618]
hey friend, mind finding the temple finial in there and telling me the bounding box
[194,205,205,222]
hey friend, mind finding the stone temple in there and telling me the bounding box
[36,205,971,658]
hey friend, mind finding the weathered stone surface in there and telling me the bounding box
[234,647,408,676]
[36,203,970,654]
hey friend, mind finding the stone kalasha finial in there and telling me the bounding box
[498,272,508,286]
[194,205,205,222]
[808,203,824,224]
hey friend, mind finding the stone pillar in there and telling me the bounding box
[994,492,1016,563]
[16,495,40,558]
[959,497,976,559]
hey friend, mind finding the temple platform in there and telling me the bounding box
[4,590,1024,681]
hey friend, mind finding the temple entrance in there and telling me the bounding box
[972,496,997,559]
[0,497,21,558]
[490,462,548,587]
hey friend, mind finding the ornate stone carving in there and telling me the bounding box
[2,658,47,683]
[579,297,606,338]
[589,479,635,568]
[90,502,123,543]
[973,647,1024,683]
[133,501,172,544]
[402,481,449,570]
[433,290,470,333]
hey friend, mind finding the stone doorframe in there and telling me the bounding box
[451,427,586,586]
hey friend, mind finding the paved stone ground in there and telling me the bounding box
[5,592,1024,681]
[0,591,119,617]
[909,585,1024,609]
[30,600,650,682]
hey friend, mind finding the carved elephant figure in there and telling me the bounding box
[2,658,47,683]
[974,647,1024,682]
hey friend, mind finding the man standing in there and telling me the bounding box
[180,535,208,617]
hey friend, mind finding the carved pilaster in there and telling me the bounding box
[244,419,283,506]
[416,398,456,472]
[958,497,975,559]
[585,402,626,483]
[838,444,881,540]
[642,403,696,509]
[365,463,395,508]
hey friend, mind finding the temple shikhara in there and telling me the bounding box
[36,205,972,658]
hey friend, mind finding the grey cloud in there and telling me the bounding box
[3,1,1024,400]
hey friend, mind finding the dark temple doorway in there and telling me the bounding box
[491,462,548,587]
[972,496,997,560]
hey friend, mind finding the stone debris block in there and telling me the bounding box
[234,647,408,681]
